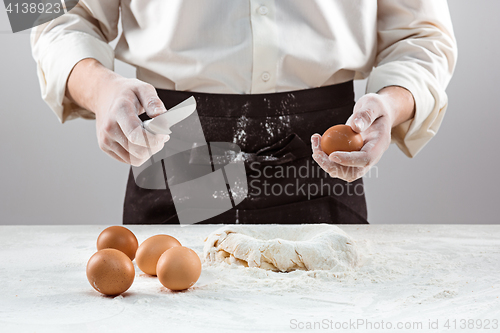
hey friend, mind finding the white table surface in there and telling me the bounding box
[0,224,499,333]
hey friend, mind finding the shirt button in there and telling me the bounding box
[261,72,271,82]
[258,6,268,15]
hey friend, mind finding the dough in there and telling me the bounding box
[203,224,359,272]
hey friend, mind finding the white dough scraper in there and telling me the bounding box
[142,96,197,135]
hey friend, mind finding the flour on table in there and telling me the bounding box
[203,224,360,272]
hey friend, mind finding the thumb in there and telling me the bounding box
[347,99,379,133]
[135,84,167,118]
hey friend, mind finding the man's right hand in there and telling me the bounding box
[66,58,170,166]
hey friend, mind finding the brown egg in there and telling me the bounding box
[156,246,202,291]
[97,226,138,261]
[86,248,135,296]
[320,124,364,155]
[135,235,182,276]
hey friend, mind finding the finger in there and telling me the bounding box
[313,152,365,182]
[349,109,375,133]
[114,129,169,162]
[110,140,154,167]
[345,114,355,128]
[312,152,338,175]
[112,99,151,147]
[107,150,128,165]
[116,107,169,148]
[127,126,169,154]
[134,84,167,118]
[106,141,132,165]
[329,151,370,167]
[311,133,323,154]
[329,127,386,168]
[358,134,387,166]
[348,96,382,133]
[330,164,366,183]
[117,137,152,161]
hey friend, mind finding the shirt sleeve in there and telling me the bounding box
[366,0,458,157]
[30,1,120,123]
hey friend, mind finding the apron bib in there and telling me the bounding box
[124,81,368,224]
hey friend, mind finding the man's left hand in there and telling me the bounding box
[311,86,415,182]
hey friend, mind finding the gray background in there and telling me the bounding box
[0,1,498,225]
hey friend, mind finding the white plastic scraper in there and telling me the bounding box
[142,96,197,135]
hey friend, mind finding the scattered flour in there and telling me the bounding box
[232,115,249,145]
[1,225,499,331]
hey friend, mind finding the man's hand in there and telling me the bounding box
[66,58,169,166]
[311,86,415,182]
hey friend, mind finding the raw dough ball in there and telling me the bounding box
[204,224,359,272]
[157,246,202,291]
[136,235,181,276]
[321,125,363,155]
[86,248,135,296]
[97,226,138,261]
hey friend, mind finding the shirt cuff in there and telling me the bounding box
[35,32,114,123]
[366,61,448,158]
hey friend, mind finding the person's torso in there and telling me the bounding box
[111,0,378,93]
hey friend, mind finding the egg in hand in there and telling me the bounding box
[320,124,363,155]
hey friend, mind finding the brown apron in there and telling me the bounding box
[123,81,368,224]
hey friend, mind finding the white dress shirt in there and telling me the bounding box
[30,0,457,157]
